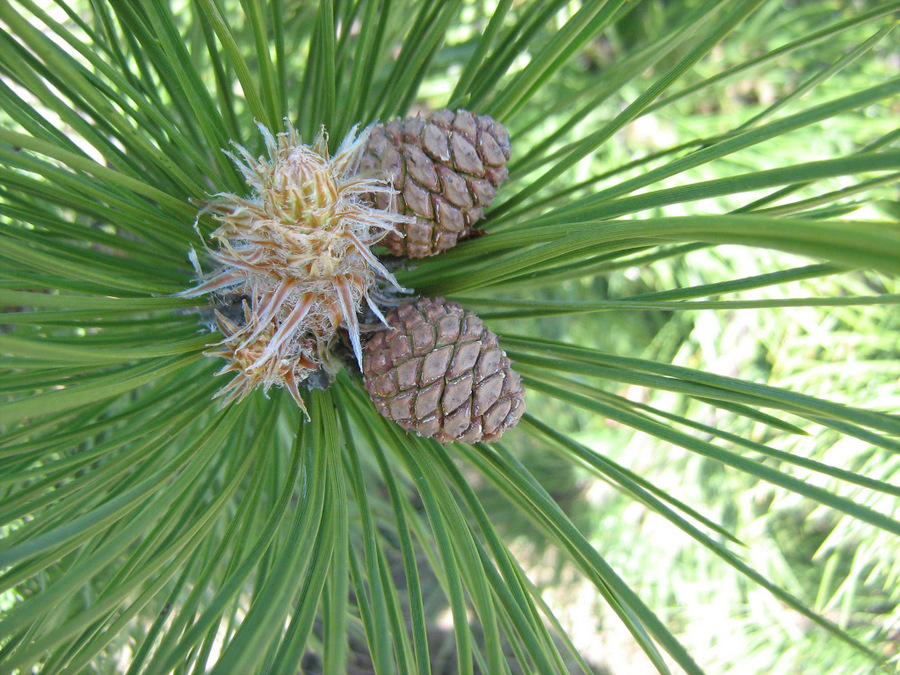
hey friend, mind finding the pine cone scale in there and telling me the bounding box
[467,177,496,206]
[403,181,432,218]
[452,110,477,137]
[422,346,452,383]
[443,374,473,412]
[423,125,451,162]
[444,405,473,440]
[415,382,442,418]
[392,357,415,390]
[476,347,502,380]
[405,146,438,189]
[483,399,511,435]
[436,166,472,208]
[390,391,414,420]
[411,323,435,355]
[449,341,480,379]
[477,132,508,166]
[474,373,503,413]
[450,134,483,176]
[437,316,460,344]
[371,372,396,398]
[435,199,465,234]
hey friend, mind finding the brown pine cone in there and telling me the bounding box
[362,297,524,443]
[360,109,511,258]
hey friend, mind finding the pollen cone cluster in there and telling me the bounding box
[181,121,410,413]
[360,109,511,258]
[362,297,525,443]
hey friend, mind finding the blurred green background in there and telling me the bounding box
[420,1,900,672]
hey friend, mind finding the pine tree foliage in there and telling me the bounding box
[0,0,898,673]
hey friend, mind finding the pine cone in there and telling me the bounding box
[360,109,511,258]
[362,297,524,443]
